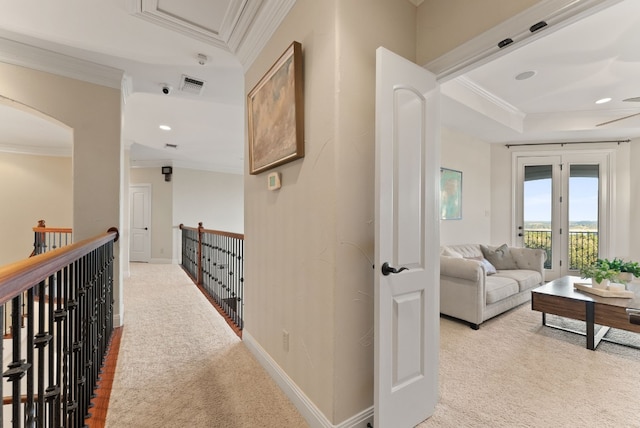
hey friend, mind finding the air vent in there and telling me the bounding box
[180,75,206,95]
[165,143,178,149]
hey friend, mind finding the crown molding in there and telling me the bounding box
[443,75,525,132]
[237,0,297,70]
[408,0,424,6]
[425,0,624,81]
[0,143,71,158]
[0,32,123,89]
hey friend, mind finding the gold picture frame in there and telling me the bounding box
[248,41,304,175]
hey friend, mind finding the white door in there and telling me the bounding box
[374,47,440,427]
[130,184,151,262]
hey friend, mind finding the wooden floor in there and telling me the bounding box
[87,326,123,428]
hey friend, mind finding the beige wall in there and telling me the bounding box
[173,168,244,262]
[440,127,491,245]
[173,168,243,234]
[130,167,173,263]
[416,0,539,65]
[0,62,122,323]
[245,0,337,420]
[0,152,72,265]
[244,0,415,424]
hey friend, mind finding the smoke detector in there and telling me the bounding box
[180,75,206,95]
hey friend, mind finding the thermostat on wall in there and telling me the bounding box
[267,172,281,190]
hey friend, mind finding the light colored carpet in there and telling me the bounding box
[105,263,308,428]
[107,264,640,427]
[419,306,640,428]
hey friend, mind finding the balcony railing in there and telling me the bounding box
[524,229,599,271]
[179,223,244,337]
[0,227,118,427]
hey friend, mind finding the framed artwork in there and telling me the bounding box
[440,168,462,220]
[248,41,304,175]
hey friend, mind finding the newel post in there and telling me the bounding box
[197,222,204,285]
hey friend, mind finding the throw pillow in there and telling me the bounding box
[467,256,497,275]
[442,247,463,258]
[480,244,518,270]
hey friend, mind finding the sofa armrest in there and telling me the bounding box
[440,256,483,282]
[510,247,546,277]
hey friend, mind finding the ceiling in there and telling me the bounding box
[1,0,640,174]
[440,0,640,145]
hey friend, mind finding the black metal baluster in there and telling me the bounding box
[51,267,67,427]
[25,286,36,427]
[34,277,50,427]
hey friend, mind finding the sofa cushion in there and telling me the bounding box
[444,244,483,259]
[442,247,463,258]
[493,269,542,292]
[485,276,519,304]
[466,256,497,275]
[481,244,519,270]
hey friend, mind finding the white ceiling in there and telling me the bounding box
[1,0,640,174]
[440,0,640,145]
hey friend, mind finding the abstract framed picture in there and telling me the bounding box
[440,168,462,220]
[248,41,304,175]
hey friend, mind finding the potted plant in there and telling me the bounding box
[615,258,640,282]
[580,259,620,289]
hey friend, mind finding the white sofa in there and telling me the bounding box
[440,243,546,329]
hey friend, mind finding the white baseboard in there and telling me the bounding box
[113,313,123,328]
[243,330,374,428]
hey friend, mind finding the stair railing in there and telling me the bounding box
[31,220,73,257]
[0,227,118,427]
[4,222,74,338]
[179,223,244,336]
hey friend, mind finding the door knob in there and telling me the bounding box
[381,262,408,276]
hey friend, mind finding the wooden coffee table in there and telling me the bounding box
[531,275,640,350]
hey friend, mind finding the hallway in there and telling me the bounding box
[105,263,307,427]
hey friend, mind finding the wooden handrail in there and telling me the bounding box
[179,223,244,240]
[32,226,73,234]
[0,227,119,305]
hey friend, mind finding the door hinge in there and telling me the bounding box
[560,228,563,235]
[560,260,562,267]
[559,196,563,203]
[560,163,563,171]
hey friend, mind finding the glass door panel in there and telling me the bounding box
[567,164,599,273]
[523,165,553,270]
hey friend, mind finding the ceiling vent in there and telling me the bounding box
[180,75,206,95]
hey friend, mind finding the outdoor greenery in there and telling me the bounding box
[524,230,598,270]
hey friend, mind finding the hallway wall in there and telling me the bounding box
[0,61,123,324]
[0,152,72,265]
[244,0,416,425]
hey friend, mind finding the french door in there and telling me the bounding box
[515,152,610,280]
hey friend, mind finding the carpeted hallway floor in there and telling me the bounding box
[105,263,308,428]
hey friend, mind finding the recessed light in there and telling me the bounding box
[159,125,171,131]
[595,97,612,104]
[515,70,536,81]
